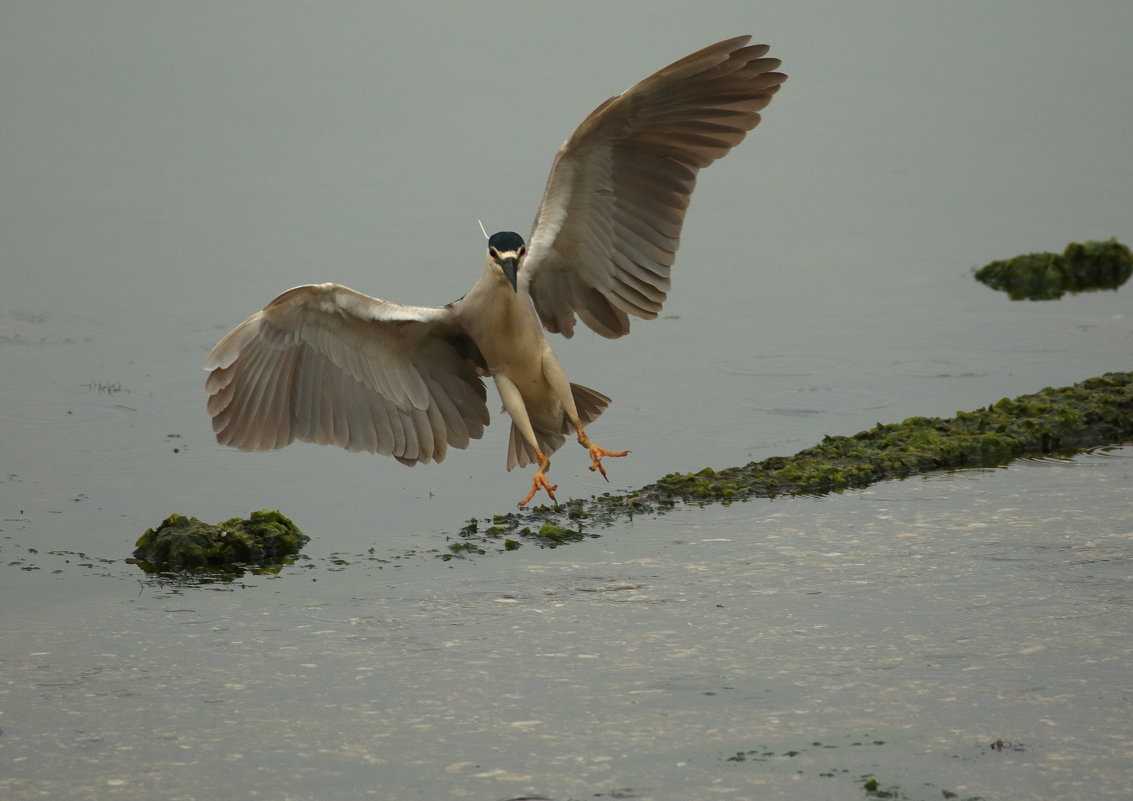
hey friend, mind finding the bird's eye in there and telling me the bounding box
[518,247,526,258]
[489,247,498,259]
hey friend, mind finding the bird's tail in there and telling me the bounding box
[569,382,611,428]
[506,383,611,470]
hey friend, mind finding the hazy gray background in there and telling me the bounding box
[2,2,1131,799]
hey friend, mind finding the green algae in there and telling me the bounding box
[651,373,1133,503]
[442,373,1133,555]
[645,372,1133,502]
[974,238,1132,300]
[131,510,309,577]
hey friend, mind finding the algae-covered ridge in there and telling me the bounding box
[973,238,1133,300]
[444,372,1133,557]
[131,510,309,578]
[134,374,1133,569]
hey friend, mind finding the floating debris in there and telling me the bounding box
[973,238,1132,300]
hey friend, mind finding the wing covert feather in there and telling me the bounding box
[205,283,488,464]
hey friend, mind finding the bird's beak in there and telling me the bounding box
[500,257,519,291]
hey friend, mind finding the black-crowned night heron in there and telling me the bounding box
[205,36,786,505]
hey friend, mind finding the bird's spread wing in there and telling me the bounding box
[521,36,786,338]
[204,283,489,465]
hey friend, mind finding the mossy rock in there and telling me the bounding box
[974,238,1132,300]
[131,510,308,575]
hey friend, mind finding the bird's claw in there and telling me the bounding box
[519,469,558,507]
[587,443,629,481]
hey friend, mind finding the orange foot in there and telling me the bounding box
[576,425,629,481]
[518,450,558,506]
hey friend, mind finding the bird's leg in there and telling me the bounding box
[539,350,629,482]
[519,449,557,506]
[494,374,558,507]
[575,423,629,481]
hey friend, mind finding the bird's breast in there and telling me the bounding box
[468,291,545,372]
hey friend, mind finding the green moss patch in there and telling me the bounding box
[444,373,1133,555]
[131,510,308,578]
[651,372,1133,502]
[974,238,1132,300]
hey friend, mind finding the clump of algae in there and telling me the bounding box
[974,238,1132,300]
[131,510,308,577]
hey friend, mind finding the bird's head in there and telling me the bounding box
[487,231,526,292]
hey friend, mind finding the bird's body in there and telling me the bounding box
[458,248,583,458]
[205,37,786,504]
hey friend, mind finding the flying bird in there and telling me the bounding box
[205,36,786,505]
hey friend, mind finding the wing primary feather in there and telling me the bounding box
[523,37,785,338]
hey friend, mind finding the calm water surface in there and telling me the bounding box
[2,3,1131,799]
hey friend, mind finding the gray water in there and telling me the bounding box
[2,2,1132,799]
